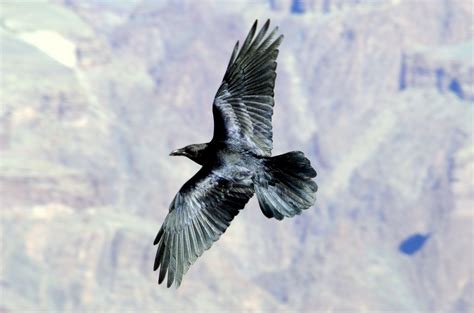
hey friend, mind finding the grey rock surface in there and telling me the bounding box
[1,0,473,312]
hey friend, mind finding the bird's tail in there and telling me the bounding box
[255,151,318,220]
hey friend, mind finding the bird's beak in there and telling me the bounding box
[169,148,184,156]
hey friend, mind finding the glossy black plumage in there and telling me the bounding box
[154,19,318,288]
[213,19,282,156]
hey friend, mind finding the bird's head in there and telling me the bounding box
[169,143,209,165]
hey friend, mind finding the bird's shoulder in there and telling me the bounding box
[178,160,254,200]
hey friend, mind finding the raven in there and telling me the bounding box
[153,19,318,288]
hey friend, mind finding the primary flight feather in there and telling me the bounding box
[153,19,318,288]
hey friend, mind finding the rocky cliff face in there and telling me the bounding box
[400,44,473,101]
[1,0,473,312]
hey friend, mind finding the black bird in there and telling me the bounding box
[153,19,318,288]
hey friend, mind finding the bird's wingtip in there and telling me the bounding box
[251,19,258,31]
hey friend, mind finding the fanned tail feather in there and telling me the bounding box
[255,151,318,220]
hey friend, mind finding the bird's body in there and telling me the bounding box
[154,20,318,288]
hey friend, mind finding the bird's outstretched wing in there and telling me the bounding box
[153,166,254,288]
[212,19,283,156]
